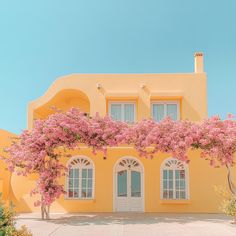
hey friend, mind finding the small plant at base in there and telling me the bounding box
[215,186,236,224]
[222,196,236,224]
[0,194,32,236]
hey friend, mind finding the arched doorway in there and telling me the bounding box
[114,156,144,212]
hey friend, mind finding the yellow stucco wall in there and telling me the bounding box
[0,129,16,202]
[9,148,235,213]
[28,72,207,129]
[1,53,234,213]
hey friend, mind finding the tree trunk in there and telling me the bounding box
[41,203,44,220]
[46,205,50,219]
[41,202,50,220]
[226,164,236,195]
[233,215,236,224]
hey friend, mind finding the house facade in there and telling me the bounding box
[0,52,233,213]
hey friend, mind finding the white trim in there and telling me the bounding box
[151,100,180,121]
[160,157,189,200]
[108,101,137,122]
[65,155,95,200]
[113,156,145,212]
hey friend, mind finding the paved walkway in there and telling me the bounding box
[16,213,236,236]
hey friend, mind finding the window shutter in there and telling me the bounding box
[153,104,164,121]
[124,104,135,122]
[167,104,178,121]
[110,104,122,121]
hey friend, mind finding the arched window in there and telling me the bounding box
[161,158,189,200]
[67,156,94,199]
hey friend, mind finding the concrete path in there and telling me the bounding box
[16,213,236,236]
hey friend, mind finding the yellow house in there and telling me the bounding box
[0,52,234,213]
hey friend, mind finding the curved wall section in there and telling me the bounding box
[33,89,90,121]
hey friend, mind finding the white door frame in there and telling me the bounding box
[113,156,145,212]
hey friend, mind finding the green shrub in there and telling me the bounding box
[215,186,236,223]
[222,195,236,218]
[0,195,32,236]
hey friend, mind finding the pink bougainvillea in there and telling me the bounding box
[3,108,236,218]
[195,114,236,167]
[123,118,199,162]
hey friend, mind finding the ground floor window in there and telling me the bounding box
[161,158,188,200]
[66,155,189,202]
[67,156,94,199]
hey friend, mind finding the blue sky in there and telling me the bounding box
[0,0,236,134]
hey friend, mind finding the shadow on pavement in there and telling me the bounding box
[16,213,236,227]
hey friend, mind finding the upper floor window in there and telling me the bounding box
[109,102,136,123]
[67,156,94,199]
[161,158,189,200]
[151,101,180,121]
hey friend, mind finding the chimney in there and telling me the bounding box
[194,52,204,73]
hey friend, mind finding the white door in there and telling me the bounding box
[114,157,144,212]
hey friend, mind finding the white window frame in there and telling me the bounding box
[160,157,189,200]
[65,155,95,200]
[151,100,180,121]
[108,101,137,122]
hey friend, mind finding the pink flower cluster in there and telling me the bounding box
[123,118,199,162]
[196,115,236,166]
[4,108,236,208]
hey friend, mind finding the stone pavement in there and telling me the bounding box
[16,213,236,236]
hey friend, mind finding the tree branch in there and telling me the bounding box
[226,164,236,195]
